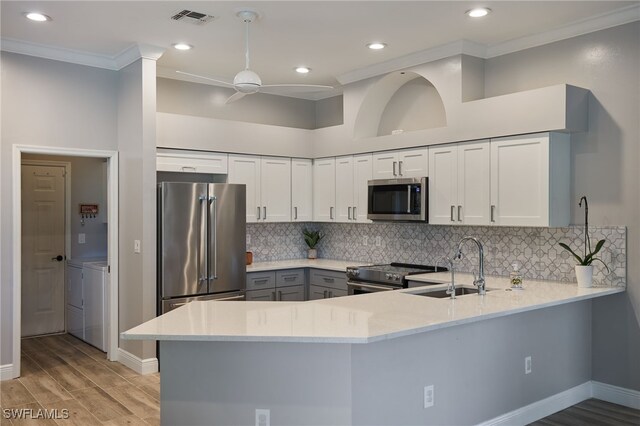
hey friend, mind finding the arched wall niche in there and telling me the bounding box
[353,71,447,139]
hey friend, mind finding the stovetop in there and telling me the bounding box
[346,262,448,287]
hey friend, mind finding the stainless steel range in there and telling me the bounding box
[346,263,447,295]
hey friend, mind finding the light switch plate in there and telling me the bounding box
[134,240,141,254]
[255,409,270,426]
[78,233,86,244]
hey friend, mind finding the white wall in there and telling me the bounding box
[0,52,118,365]
[483,21,640,391]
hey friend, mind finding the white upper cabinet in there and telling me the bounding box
[372,147,428,179]
[313,158,336,222]
[457,141,491,225]
[291,159,313,222]
[334,154,373,223]
[490,133,569,227]
[428,144,459,225]
[157,150,228,174]
[229,155,291,223]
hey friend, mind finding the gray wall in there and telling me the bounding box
[315,95,344,128]
[157,77,317,130]
[483,21,640,391]
[0,52,118,365]
[22,154,108,260]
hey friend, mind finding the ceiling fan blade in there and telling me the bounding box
[225,91,249,104]
[260,84,335,94]
[176,71,234,88]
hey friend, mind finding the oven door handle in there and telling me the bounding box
[347,281,395,292]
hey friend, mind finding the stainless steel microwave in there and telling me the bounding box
[367,177,428,222]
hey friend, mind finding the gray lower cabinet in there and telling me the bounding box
[276,285,305,301]
[308,269,348,300]
[246,269,306,301]
[246,288,276,301]
[308,285,347,300]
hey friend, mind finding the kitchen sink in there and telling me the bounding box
[410,286,489,298]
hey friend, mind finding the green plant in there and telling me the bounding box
[558,196,609,272]
[303,229,324,249]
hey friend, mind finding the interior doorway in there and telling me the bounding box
[11,145,119,379]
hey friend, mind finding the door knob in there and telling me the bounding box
[51,255,64,262]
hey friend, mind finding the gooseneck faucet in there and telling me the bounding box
[455,236,486,295]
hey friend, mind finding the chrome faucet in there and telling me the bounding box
[455,236,486,295]
[437,256,456,299]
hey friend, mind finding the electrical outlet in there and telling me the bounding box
[375,236,382,247]
[525,356,532,374]
[424,385,434,408]
[78,233,86,244]
[255,409,270,426]
[246,234,251,245]
[134,240,141,254]
[363,236,368,246]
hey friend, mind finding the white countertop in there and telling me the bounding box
[123,271,623,344]
[247,258,362,272]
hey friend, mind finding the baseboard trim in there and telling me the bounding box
[592,381,640,410]
[116,348,158,375]
[478,382,592,426]
[0,364,15,381]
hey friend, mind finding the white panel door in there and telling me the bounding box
[428,145,458,225]
[458,141,491,225]
[313,158,336,221]
[353,154,373,222]
[291,159,313,222]
[490,135,550,226]
[397,147,429,178]
[371,152,398,179]
[335,156,355,223]
[228,155,261,222]
[21,164,66,337]
[261,157,291,222]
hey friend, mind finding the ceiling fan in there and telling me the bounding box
[177,10,334,104]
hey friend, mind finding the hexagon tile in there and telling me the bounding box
[246,223,626,287]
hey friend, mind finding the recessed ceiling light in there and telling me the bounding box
[172,43,193,51]
[24,12,51,22]
[295,66,311,74]
[466,8,491,18]
[367,42,387,50]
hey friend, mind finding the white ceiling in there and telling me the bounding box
[2,1,639,98]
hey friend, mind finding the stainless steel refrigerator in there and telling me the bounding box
[158,182,246,314]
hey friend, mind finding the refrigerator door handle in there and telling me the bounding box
[198,196,208,283]
[209,195,218,280]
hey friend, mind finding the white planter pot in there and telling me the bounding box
[308,248,317,259]
[575,265,594,288]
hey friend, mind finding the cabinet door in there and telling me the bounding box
[308,285,330,300]
[326,288,347,298]
[313,158,336,221]
[276,285,305,301]
[335,156,355,222]
[291,159,313,222]
[228,155,261,223]
[458,141,491,225]
[353,154,373,223]
[490,135,549,226]
[246,288,276,301]
[428,145,458,225]
[157,151,228,174]
[398,147,428,178]
[261,157,291,222]
[372,152,398,179]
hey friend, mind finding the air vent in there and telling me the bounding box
[170,9,215,25]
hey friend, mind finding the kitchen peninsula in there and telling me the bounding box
[123,275,623,425]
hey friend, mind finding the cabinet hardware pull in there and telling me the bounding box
[458,205,462,222]
[398,161,403,176]
[272,291,276,301]
[257,206,261,220]
[263,206,266,220]
[490,205,496,223]
[450,205,455,222]
[353,206,357,219]
[328,291,333,298]
[278,291,282,301]
[294,206,298,220]
[323,277,335,283]
[392,161,397,176]
[181,166,196,172]
[330,206,334,220]
[284,276,296,281]
[323,290,328,298]
[255,279,268,284]
[348,206,352,220]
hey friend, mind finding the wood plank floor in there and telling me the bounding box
[529,399,640,426]
[0,334,159,425]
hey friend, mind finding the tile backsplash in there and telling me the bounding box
[246,223,626,287]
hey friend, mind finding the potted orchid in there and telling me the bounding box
[558,196,609,288]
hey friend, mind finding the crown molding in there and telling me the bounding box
[337,40,486,85]
[486,3,640,58]
[0,38,165,70]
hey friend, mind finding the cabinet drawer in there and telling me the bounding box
[246,288,276,301]
[275,269,305,288]
[308,285,347,300]
[157,152,228,174]
[276,285,305,301]
[246,272,276,290]
[309,269,347,291]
